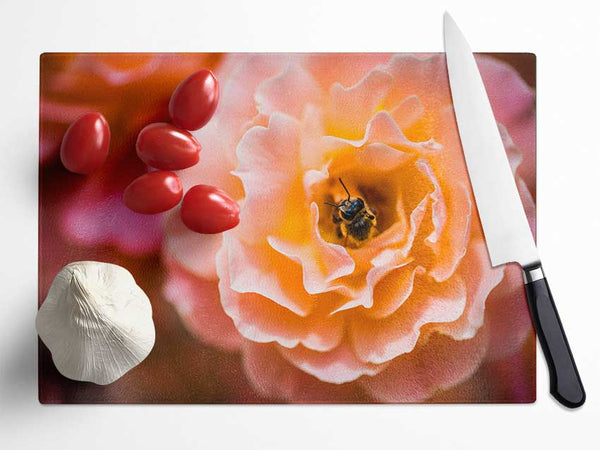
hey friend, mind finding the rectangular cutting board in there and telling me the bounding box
[39,53,536,403]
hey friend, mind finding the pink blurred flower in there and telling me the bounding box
[40,53,220,255]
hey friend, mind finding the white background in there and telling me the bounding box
[0,0,598,448]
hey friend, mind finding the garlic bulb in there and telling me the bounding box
[36,261,155,385]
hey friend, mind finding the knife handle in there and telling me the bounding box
[524,265,585,408]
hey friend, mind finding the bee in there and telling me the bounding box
[325,178,377,248]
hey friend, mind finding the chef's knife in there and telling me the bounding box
[443,13,585,408]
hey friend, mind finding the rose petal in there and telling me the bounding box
[518,177,537,240]
[420,108,476,281]
[330,258,414,314]
[355,143,413,171]
[326,70,393,139]
[499,124,523,173]
[477,54,536,195]
[304,53,392,91]
[342,191,427,299]
[350,275,467,364]
[233,112,303,244]
[390,95,425,130]
[181,55,290,200]
[331,246,415,314]
[163,256,243,352]
[279,342,383,384]
[255,62,322,119]
[226,234,314,317]
[242,341,369,402]
[217,246,345,352]
[362,328,488,402]
[383,54,452,112]
[163,211,223,279]
[397,194,430,258]
[268,203,355,295]
[498,124,536,239]
[434,239,504,339]
[212,53,289,131]
[416,159,447,247]
[318,111,441,165]
[299,104,328,169]
[484,263,534,361]
[366,265,426,319]
[302,160,332,203]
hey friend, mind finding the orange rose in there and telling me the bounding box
[164,54,535,402]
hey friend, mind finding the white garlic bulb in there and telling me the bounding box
[36,261,155,385]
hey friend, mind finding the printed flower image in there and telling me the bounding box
[39,53,536,403]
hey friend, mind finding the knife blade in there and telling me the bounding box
[443,12,585,408]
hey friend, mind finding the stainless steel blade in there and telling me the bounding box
[443,13,539,268]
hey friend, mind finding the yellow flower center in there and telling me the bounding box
[317,173,400,248]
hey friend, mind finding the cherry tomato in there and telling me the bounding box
[123,171,183,214]
[169,69,219,131]
[136,122,201,170]
[181,184,240,233]
[60,112,110,174]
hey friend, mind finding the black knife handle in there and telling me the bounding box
[524,264,585,408]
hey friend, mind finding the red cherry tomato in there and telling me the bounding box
[123,171,183,214]
[181,185,240,234]
[60,112,110,174]
[169,69,219,131]
[136,122,201,170]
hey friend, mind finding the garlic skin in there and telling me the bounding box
[36,261,155,385]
